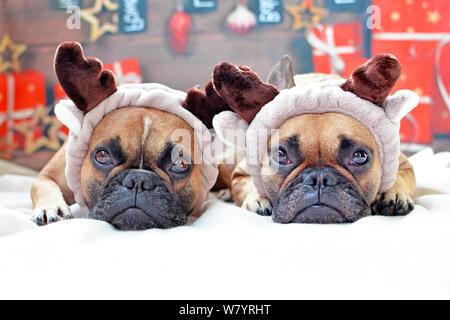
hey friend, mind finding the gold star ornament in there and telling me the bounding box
[286,0,328,31]
[80,0,119,42]
[0,34,27,73]
[13,107,62,155]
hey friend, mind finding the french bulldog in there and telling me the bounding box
[30,42,221,230]
[212,54,417,224]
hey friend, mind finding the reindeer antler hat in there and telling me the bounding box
[54,42,222,213]
[211,54,420,197]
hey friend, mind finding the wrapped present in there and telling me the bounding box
[372,0,450,137]
[307,22,368,77]
[323,0,372,57]
[0,71,46,152]
[290,1,373,74]
[430,37,450,136]
[373,0,447,33]
[373,40,435,143]
[103,58,142,85]
[54,57,142,102]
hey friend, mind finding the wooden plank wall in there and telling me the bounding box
[0,0,330,94]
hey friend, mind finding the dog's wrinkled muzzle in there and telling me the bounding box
[272,167,371,224]
[89,169,187,230]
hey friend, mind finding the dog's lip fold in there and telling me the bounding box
[110,207,166,229]
[111,207,159,230]
[109,206,185,230]
[289,203,348,224]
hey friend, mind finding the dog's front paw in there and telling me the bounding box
[372,191,414,216]
[32,201,72,226]
[213,188,234,202]
[242,196,272,216]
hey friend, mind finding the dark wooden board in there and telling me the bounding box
[0,0,314,91]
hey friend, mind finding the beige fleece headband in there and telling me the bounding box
[213,79,419,197]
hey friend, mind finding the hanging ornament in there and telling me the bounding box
[249,0,284,25]
[226,0,257,35]
[185,0,217,14]
[51,0,82,10]
[118,0,147,33]
[169,4,191,55]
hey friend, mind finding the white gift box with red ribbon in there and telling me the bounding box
[307,22,368,77]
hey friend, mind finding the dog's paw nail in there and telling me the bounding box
[264,208,271,216]
[48,217,55,223]
[408,202,414,211]
[66,214,73,219]
[256,209,264,215]
[389,200,395,208]
[35,216,42,225]
[396,200,404,210]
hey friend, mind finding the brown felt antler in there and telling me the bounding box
[340,53,401,104]
[183,80,231,128]
[54,42,117,113]
[212,62,280,124]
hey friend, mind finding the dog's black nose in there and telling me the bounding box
[122,170,163,191]
[302,168,339,188]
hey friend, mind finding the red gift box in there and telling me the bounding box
[104,58,142,86]
[0,71,46,151]
[308,22,368,77]
[431,38,450,135]
[373,39,434,143]
[372,0,450,138]
[373,0,448,34]
[53,58,142,102]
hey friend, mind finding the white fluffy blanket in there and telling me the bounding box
[0,148,449,299]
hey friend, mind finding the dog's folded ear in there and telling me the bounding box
[212,62,279,124]
[340,53,401,104]
[383,89,419,123]
[183,80,231,128]
[266,55,296,90]
[54,41,117,113]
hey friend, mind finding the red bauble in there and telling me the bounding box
[169,8,191,54]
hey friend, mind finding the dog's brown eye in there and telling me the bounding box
[170,158,190,174]
[95,150,112,165]
[273,148,291,165]
[351,151,368,166]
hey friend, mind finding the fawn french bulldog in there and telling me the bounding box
[210,54,418,223]
[31,42,221,230]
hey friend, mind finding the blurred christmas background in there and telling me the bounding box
[0,0,449,171]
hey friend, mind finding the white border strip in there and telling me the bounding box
[373,32,450,41]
